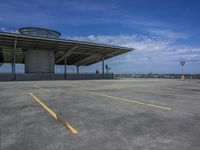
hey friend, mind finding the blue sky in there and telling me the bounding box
[0,0,200,73]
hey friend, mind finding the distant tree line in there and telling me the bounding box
[114,73,200,79]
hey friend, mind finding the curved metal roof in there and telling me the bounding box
[18,27,61,39]
[0,32,135,66]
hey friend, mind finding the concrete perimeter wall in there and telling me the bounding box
[0,73,114,81]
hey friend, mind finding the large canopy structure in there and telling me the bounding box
[0,27,134,80]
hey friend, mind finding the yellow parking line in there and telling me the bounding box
[29,92,78,134]
[81,89,171,111]
[34,85,50,93]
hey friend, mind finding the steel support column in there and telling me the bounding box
[77,66,79,74]
[102,57,104,79]
[64,55,67,79]
[12,39,17,80]
[76,66,79,80]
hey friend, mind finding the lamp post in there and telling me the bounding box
[180,60,186,75]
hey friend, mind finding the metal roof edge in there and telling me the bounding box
[0,32,135,51]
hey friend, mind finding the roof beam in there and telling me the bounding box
[74,54,101,66]
[56,44,79,63]
[83,51,122,66]
[106,50,121,57]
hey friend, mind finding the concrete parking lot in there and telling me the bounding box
[0,79,200,150]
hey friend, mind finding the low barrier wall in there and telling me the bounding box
[0,73,114,81]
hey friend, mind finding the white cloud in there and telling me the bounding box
[1,27,6,32]
[0,27,17,33]
[67,34,170,51]
[65,30,200,65]
[63,1,117,12]
[147,29,189,40]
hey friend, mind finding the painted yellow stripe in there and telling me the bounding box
[81,89,171,111]
[34,85,50,93]
[29,92,78,134]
